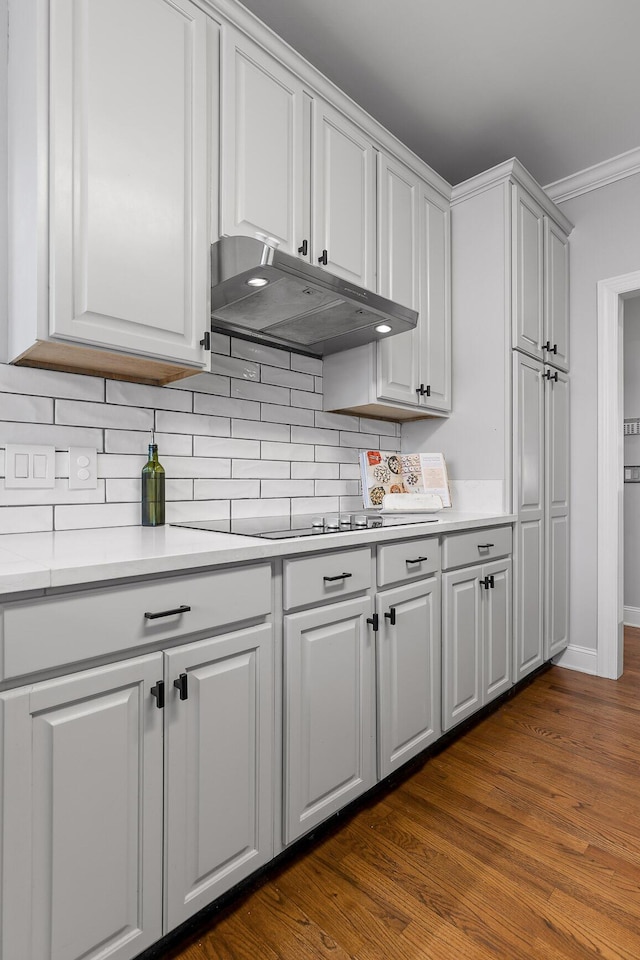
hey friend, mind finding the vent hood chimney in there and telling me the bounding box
[209,236,417,357]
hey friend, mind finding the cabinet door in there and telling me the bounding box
[513,353,545,680]
[312,100,376,289]
[49,0,211,367]
[377,577,441,778]
[416,181,451,412]
[284,596,375,844]
[512,184,544,359]
[545,219,570,371]
[164,623,273,930]
[483,559,512,703]
[545,370,570,658]
[442,566,482,732]
[376,154,421,405]
[220,26,307,256]
[0,655,163,960]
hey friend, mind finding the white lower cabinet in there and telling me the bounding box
[376,576,441,778]
[283,595,375,845]
[442,557,512,732]
[0,623,273,960]
[0,655,164,960]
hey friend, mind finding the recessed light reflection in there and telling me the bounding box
[375,323,392,333]
[247,276,269,287]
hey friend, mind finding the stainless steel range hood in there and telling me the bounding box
[210,236,418,356]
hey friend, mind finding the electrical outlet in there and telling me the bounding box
[4,445,56,488]
[68,447,98,490]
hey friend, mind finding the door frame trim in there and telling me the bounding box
[597,270,640,678]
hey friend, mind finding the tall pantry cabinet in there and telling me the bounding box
[405,159,572,680]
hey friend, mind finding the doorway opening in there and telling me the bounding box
[597,271,640,678]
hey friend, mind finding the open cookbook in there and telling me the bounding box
[359,451,451,510]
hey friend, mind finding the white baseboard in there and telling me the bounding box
[624,605,640,627]
[553,644,598,675]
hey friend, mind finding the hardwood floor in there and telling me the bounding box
[160,630,640,960]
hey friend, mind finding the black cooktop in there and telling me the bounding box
[172,512,440,540]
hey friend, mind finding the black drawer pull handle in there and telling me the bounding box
[173,673,188,700]
[323,572,353,583]
[150,681,165,709]
[406,556,429,565]
[477,544,494,550]
[298,239,308,256]
[144,605,191,620]
[384,607,397,626]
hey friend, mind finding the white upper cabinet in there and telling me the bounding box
[220,27,307,255]
[311,100,376,289]
[544,219,570,371]
[512,182,570,370]
[512,184,545,361]
[8,0,215,382]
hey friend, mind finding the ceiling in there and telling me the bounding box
[238,0,640,188]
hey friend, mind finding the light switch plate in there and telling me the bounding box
[4,445,56,488]
[68,447,98,490]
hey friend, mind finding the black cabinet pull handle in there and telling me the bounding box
[144,604,191,620]
[173,673,188,701]
[480,575,495,590]
[544,370,559,382]
[200,332,211,351]
[477,543,494,550]
[415,384,431,397]
[150,681,165,709]
[384,607,396,626]
[367,613,379,631]
[298,239,308,256]
[318,249,328,265]
[406,556,429,565]
[544,340,558,355]
[323,572,353,583]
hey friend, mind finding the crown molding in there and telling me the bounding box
[451,157,573,235]
[544,145,640,203]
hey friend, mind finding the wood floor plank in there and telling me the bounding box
[154,631,640,960]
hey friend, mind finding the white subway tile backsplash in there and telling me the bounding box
[232,339,290,369]
[261,366,314,391]
[315,411,360,431]
[232,460,290,479]
[156,410,230,438]
[291,462,339,480]
[211,354,260,381]
[261,441,314,462]
[194,392,260,421]
[56,398,152,430]
[232,420,290,442]
[167,372,230,397]
[0,352,402,533]
[55,502,140,530]
[105,380,193,412]
[193,436,260,460]
[0,364,104,401]
[290,389,323,410]
[231,498,290,519]
[261,403,314,427]
[194,479,260,500]
[290,354,323,376]
[0,505,53,533]
[260,479,314,498]
[231,379,289,405]
[0,392,54,423]
[0,422,104,449]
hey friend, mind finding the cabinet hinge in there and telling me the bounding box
[367,613,379,632]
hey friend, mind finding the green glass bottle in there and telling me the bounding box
[141,442,165,526]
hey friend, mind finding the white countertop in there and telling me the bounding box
[0,511,516,596]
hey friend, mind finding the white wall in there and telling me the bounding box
[623,294,640,615]
[558,173,640,651]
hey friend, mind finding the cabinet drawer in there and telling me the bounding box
[283,548,371,611]
[0,564,271,681]
[442,526,512,571]
[377,537,440,586]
